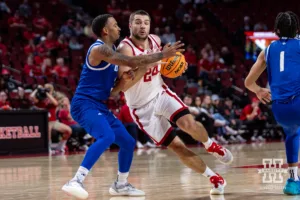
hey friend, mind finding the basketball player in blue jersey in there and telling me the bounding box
[245,11,300,195]
[61,14,184,199]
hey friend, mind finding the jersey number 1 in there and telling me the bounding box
[280,51,284,72]
[144,66,159,82]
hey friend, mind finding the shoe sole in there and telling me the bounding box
[210,180,227,195]
[283,188,300,195]
[109,188,145,196]
[62,185,89,199]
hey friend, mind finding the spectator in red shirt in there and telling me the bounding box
[152,4,164,26]
[211,53,225,71]
[198,52,212,78]
[41,58,53,76]
[33,12,51,33]
[45,31,58,50]
[23,56,35,76]
[23,26,38,41]
[24,39,36,55]
[53,57,69,78]
[30,84,71,153]
[8,11,26,28]
[184,45,197,66]
[240,97,266,142]
[57,34,68,49]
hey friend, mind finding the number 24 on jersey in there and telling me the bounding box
[144,66,159,82]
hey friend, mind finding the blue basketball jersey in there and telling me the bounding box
[74,39,119,101]
[265,38,300,101]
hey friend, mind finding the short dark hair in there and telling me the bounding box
[92,14,113,37]
[129,10,151,24]
[274,11,299,38]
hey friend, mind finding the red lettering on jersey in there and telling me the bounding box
[143,66,159,82]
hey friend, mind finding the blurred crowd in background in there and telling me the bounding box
[1,0,288,152]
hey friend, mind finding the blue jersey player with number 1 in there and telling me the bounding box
[61,14,184,199]
[245,11,300,195]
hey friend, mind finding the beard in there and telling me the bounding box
[132,32,148,41]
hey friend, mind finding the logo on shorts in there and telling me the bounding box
[98,112,102,116]
[258,158,288,183]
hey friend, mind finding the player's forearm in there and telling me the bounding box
[245,81,261,94]
[98,45,163,68]
[129,52,164,68]
[110,82,124,97]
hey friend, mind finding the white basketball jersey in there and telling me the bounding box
[121,35,164,109]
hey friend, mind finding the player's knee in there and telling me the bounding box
[126,135,136,151]
[101,132,115,145]
[177,116,198,132]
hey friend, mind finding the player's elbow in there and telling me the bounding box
[244,77,251,89]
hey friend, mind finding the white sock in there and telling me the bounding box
[203,138,213,149]
[117,171,129,186]
[288,167,299,180]
[202,166,216,178]
[72,166,89,183]
[56,140,67,151]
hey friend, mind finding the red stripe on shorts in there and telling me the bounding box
[132,109,158,144]
[157,127,173,145]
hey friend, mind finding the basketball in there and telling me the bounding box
[160,52,186,78]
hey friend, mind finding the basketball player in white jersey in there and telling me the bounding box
[113,10,233,195]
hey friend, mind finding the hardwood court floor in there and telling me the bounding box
[0,142,299,200]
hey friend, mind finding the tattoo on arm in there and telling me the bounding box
[98,44,163,68]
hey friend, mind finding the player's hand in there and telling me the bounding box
[255,87,271,104]
[121,70,135,81]
[161,41,185,58]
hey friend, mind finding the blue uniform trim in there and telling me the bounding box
[85,39,113,71]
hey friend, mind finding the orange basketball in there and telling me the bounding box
[160,52,186,78]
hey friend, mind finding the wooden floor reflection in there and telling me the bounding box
[0,142,298,200]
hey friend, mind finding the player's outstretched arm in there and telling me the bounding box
[245,51,271,104]
[90,41,184,68]
[245,51,266,93]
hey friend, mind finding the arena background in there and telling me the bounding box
[0,0,299,154]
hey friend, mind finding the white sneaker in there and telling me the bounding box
[79,145,89,151]
[257,136,266,142]
[110,197,146,200]
[206,142,233,165]
[62,180,88,199]
[229,135,238,143]
[145,141,156,148]
[136,141,144,149]
[251,136,257,142]
[218,136,229,144]
[210,174,226,195]
[236,135,246,143]
[109,182,145,196]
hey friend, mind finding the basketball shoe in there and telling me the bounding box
[210,174,226,195]
[206,142,233,165]
[109,182,145,196]
[283,178,300,195]
[62,179,89,199]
